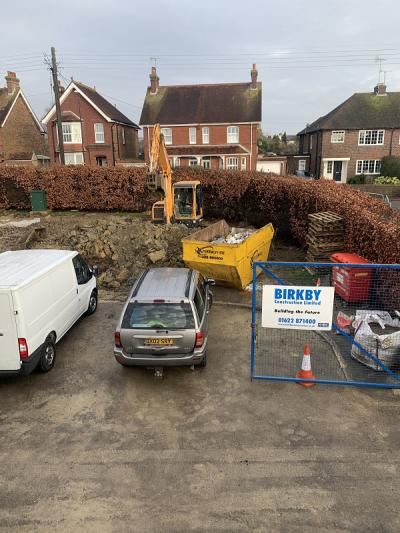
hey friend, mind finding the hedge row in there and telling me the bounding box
[1,165,400,263]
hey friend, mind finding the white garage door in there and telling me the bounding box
[256,161,282,174]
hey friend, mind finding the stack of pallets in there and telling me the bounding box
[306,211,344,262]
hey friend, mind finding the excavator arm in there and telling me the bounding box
[148,123,174,224]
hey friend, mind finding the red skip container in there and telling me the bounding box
[331,252,372,303]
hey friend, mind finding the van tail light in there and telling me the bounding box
[18,338,29,360]
[195,332,204,348]
[114,331,122,348]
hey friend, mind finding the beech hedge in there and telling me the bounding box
[1,165,400,263]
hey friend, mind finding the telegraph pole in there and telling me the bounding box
[50,47,65,164]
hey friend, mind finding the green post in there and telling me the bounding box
[30,190,47,212]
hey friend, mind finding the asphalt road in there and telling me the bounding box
[0,301,400,532]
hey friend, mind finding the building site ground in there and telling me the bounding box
[0,302,399,532]
[0,210,399,532]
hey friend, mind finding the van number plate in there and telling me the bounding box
[145,338,173,346]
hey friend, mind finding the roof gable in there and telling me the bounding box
[299,91,400,134]
[0,88,44,132]
[140,82,262,125]
[42,81,139,128]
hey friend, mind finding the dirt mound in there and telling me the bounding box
[0,212,193,293]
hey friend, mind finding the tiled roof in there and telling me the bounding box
[73,81,139,128]
[298,91,400,134]
[0,88,18,126]
[140,82,262,125]
[74,82,139,128]
[166,145,250,156]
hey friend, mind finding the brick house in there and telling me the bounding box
[297,83,400,183]
[139,65,261,170]
[0,71,48,166]
[42,80,139,166]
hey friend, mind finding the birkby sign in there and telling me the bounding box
[262,285,335,331]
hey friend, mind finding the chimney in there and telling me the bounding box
[374,82,387,96]
[150,67,159,95]
[5,71,20,95]
[250,63,258,90]
[57,80,65,95]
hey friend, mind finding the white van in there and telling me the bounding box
[0,249,97,375]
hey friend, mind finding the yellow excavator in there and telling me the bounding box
[147,123,203,225]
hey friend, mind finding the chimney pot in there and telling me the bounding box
[150,66,159,95]
[374,82,387,96]
[5,71,20,95]
[250,64,258,90]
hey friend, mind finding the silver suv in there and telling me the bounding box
[114,268,213,368]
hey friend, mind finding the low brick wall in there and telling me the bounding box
[350,184,400,198]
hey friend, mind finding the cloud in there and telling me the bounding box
[1,0,399,133]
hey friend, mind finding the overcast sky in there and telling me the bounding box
[1,0,400,135]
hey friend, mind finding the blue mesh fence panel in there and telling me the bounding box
[251,262,400,389]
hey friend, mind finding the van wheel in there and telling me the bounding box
[39,340,56,373]
[86,290,98,315]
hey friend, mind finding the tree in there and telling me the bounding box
[257,129,269,155]
[281,131,287,145]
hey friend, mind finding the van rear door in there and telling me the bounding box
[0,292,20,371]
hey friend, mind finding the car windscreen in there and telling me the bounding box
[122,302,195,330]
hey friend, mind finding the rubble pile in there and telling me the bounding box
[211,228,254,245]
[0,212,192,292]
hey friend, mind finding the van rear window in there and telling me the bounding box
[122,302,195,330]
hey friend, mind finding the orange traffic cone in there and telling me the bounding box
[296,345,316,387]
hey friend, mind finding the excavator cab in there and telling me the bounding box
[173,181,203,225]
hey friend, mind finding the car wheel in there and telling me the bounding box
[198,353,207,368]
[39,340,56,373]
[86,290,98,315]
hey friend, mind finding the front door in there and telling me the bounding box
[333,161,342,182]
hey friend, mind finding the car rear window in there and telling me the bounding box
[122,302,195,330]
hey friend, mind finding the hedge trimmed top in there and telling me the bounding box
[298,91,400,133]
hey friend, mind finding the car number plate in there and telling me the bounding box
[145,338,173,346]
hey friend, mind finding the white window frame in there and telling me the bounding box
[202,157,211,169]
[356,160,382,175]
[331,130,345,143]
[241,157,247,170]
[298,159,306,171]
[189,127,196,144]
[189,158,198,167]
[227,126,239,144]
[65,152,84,165]
[61,122,82,144]
[226,157,238,169]
[327,161,333,174]
[161,127,172,145]
[358,130,384,146]
[202,127,209,144]
[94,123,105,144]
